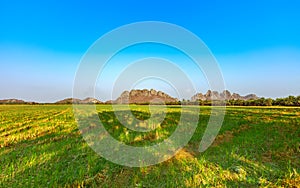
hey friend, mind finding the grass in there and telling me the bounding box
[0,105,299,187]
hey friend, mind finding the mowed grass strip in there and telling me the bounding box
[0,105,299,187]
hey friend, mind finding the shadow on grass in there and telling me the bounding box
[97,110,180,146]
[1,129,124,187]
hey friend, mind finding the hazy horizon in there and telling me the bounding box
[1,1,300,103]
[0,87,298,103]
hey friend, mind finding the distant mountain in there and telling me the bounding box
[110,89,179,104]
[191,90,259,101]
[0,99,37,104]
[82,97,103,104]
[55,97,102,104]
[0,90,261,105]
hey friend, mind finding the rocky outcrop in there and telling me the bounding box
[0,99,27,104]
[191,93,206,101]
[191,90,259,101]
[112,89,178,104]
[56,97,102,104]
[1,90,260,104]
[82,97,102,104]
[244,94,259,100]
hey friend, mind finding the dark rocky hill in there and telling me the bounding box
[111,89,179,104]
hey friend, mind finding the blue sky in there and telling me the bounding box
[1,1,300,102]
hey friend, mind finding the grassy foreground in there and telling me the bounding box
[0,105,299,187]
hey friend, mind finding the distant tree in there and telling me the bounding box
[265,98,273,106]
[248,100,257,106]
[274,98,284,106]
[227,99,233,106]
[236,99,244,106]
[296,96,300,106]
[257,97,265,106]
[181,99,187,105]
[197,100,204,106]
[285,96,296,106]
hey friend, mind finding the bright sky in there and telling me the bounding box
[1,1,300,102]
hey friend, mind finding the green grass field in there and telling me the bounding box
[1,105,299,187]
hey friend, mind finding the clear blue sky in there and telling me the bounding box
[1,1,300,102]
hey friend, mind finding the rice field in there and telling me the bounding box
[0,105,299,187]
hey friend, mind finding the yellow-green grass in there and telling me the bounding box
[0,105,299,187]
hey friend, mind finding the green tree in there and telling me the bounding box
[265,98,273,106]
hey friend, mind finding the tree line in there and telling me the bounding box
[179,95,300,106]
